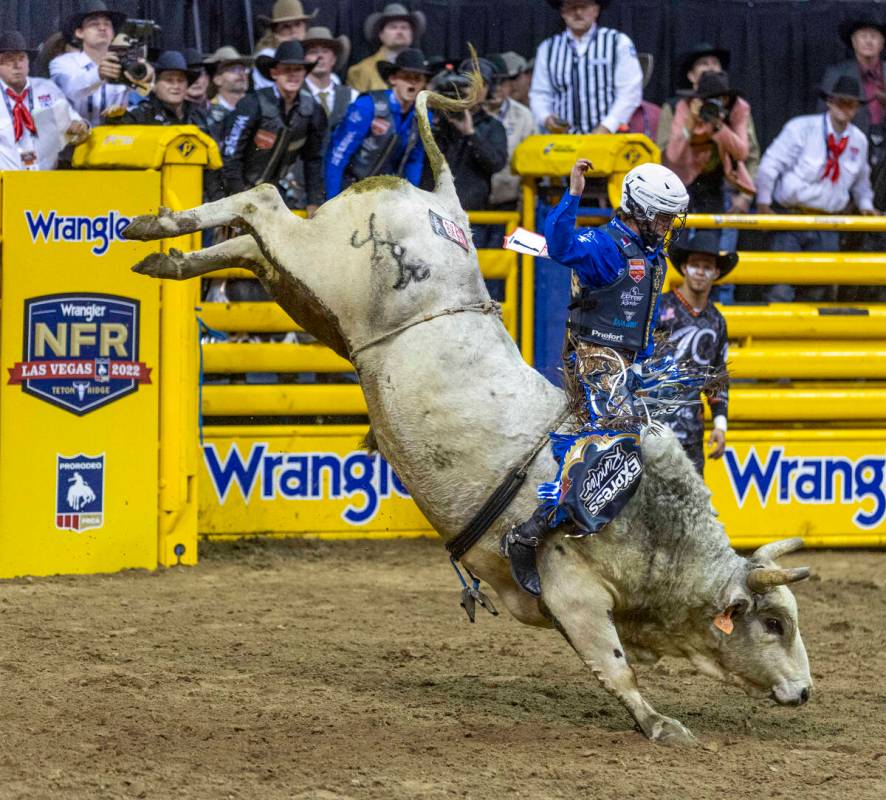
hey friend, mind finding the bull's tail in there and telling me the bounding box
[415,45,486,194]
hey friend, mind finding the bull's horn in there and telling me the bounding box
[751,537,805,563]
[747,567,811,593]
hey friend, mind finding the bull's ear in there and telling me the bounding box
[713,599,747,635]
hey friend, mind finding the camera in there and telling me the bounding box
[698,97,727,124]
[109,18,161,87]
[431,69,473,101]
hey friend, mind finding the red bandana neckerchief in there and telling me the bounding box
[6,87,36,142]
[822,132,848,183]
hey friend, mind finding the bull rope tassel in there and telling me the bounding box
[450,557,498,623]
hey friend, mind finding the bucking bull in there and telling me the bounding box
[123,77,812,746]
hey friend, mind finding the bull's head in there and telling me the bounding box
[696,538,812,706]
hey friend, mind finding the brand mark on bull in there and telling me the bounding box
[25,210,132,256]
[7,293,152,415]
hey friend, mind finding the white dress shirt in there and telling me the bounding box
[49,51,129,128]
[305,75,356,112]
[757,112,874,213]
[529,25,642,134]
[0,77,84,171]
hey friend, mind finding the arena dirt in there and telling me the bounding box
[1,538,884,800]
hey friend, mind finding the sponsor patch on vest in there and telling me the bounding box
[591,329,624,343]
[253,129,278,149]
[428,210,469,251]
[580,442,643,517]
[613,318,638,329]
[620,286,643,307]
[629,258,645,283]
[371,117,392,136]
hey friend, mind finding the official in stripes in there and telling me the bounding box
[530,0,642,134]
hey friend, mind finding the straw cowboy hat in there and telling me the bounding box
[203,45,253,75]
[364,3,427,44]
[255,39,317,81]
[258,0,317,27]
[669,229,738,279]
[302,26,351,73]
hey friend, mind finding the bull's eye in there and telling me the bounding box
[764,617,784,636]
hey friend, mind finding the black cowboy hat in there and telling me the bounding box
[0,31,36,57]
[669,229,738,279]
[255,40,317,81]
[183,47,206,71]
[377,48,433,82]
[64,0,127,40]
[676,42,730,88]
[153,50,201,84]
[364,3,427,44]
[544,0,611,10]
[819,75,869,104]
[677,70,743,100]
[838,18,886,50]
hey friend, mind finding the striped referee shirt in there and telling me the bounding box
[529,25,643,134]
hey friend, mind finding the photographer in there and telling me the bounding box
[423,58,508,213]
[113,51,208,127]
[49,1,153,127]
[663,70,755,220]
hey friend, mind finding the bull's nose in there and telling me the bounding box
[799,687,810,705]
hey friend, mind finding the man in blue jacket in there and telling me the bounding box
[502,158,689,597]
[325,48,432,198]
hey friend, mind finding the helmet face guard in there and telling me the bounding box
[622,185,687,250]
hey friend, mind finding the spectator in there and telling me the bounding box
[507,53,533,106]
[50,0,149,127]
[657,41,761,214]
[347,3,425,94]
[326,48,432,200]
[756,75,876,302]
[223,40,326,214]
[184,48,210,111]
[303,27,356,133]
[658,229,734,476]
[0,30,89,171]
[424,58,508,213]
[113,51,208,126]
[821,18,886,135]
[252,0,315,91]
[530,0,642,134]
[662,71,755,218]
[204,46,253,141]
[484,54,536,213]
[624,53,660,139]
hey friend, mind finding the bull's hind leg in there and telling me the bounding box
[539,542,697,746]
[132,235,269,280]
[123,183,292,242]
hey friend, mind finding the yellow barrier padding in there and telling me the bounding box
[203,384,365,416]
[685,212,886,232]
[729,341,886,379]
[721,303,886,338]
[204,343,353,373]
[73,125,222,170]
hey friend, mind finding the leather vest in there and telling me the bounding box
[345,90,418,185]
[566,224,665,353]
[244,87,316,187]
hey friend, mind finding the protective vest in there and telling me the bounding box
[245,87,316,187]
[345,90,419,185]
[566,224,665,353]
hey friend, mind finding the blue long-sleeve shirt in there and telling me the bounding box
[544,192,665,360]
[325,90,427,198]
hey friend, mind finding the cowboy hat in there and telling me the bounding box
[64,0,127,40]
[638,52,653,90]
[819,74,869,104]
[258,0,317,26]
[0,31,36,57]
[301,26,351,73]
[491,51,529,79]
[544,0,610,9]
[669,229,738,279]
[153,50,201,84]
[376,47,433,82]
[676,42,730,88]
[676,70,743,99]
[203,45,253,75]
[364,3,427,44]
[183,47,206,71]
[838,17,886,50]
[255,39,316,81]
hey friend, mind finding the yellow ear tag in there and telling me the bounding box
[714,611,734,635]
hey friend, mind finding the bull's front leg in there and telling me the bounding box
[132,235,269,280]
[538,541,697,746]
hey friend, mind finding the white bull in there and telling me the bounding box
[123,81,812,745]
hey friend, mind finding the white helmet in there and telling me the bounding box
[620,163,689,248]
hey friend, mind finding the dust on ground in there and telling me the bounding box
[1,538,884,800]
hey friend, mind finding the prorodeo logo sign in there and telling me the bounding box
[8,293,151,415]
[56,453,105,532]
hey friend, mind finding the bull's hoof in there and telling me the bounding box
[122,214,165,241]
[646,715,697,747]
[131,251,182,279]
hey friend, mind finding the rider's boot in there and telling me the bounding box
[500,506,553,597]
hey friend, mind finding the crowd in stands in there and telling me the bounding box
[3,0,886,300]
